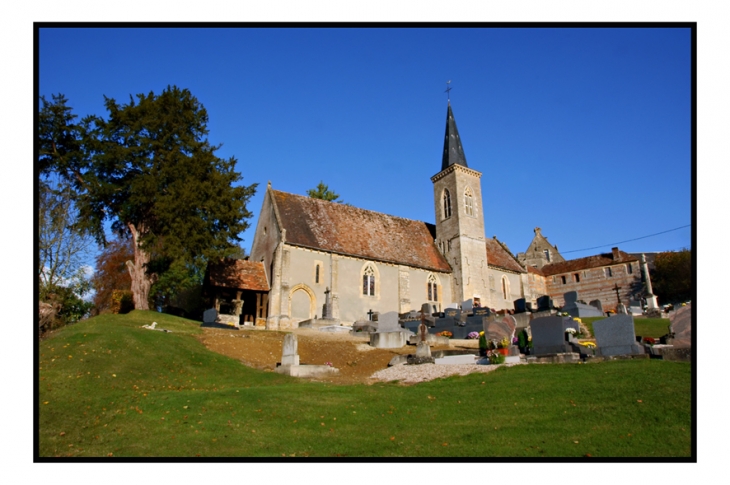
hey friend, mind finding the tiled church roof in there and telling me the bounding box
[272,190,452,273]
[485,237,526,273]
[540,249,638,276]
[206,259,270,291]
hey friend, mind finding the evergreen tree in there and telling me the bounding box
[307,181,341,202]
[39,87,257,310]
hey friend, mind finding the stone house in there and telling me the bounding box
[210,102,649,328]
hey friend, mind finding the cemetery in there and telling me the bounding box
[38,306,692,457]
[195,290,691,383]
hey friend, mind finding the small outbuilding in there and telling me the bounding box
[203,258,270,326]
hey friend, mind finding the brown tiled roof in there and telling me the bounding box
[540,250,638,276]
[527,265,545,276]
[485,238,525,273]
[206,259,269,291]
[272,190,452,273]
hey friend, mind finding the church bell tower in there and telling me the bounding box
[431,102,490,307]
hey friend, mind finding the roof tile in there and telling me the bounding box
[273,190,451,273]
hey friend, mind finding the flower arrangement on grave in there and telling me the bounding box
[467,331,479,340]
[581,341,597,348]
[498,337,510,349]
[643,337,656,346]
[559,311,570,317]
[487,350,505,365]
[437,330,453,338]
[487,339,497,350]
[565,328,576,335]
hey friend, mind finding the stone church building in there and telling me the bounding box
[207,103,648,329]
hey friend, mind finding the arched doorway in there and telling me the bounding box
[288,284,316,324]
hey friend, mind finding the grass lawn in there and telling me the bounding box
[581,317,671,339]
[38,311,692,458]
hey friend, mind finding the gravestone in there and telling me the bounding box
[529,316,573,355]
[628,299,643,316]
[370,311,408,348]
[377,311,401,332]
[513,298,527,314]
[444,308,461,320]
[589,300,603,313]
[203,308,218,324]
[281,333,300,366]
[669,303,692,348]
[562,291,604,318]
[351,319,377,334]
[616,303,628,315]
[592,315,644,356]
[473,307,490,317]
[461,299,474,313]
[483,318,515,344]
[536,295,553,312]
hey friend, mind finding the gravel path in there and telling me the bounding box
[370,362,525,384]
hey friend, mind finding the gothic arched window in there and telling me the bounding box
[464,186,474,216]
[363,264,376,296]
[502,276,510,300]
[427,274,438,301]
[443,189,452,219]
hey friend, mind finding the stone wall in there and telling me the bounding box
[545,262,642,311]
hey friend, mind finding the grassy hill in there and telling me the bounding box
[38,311,692,458]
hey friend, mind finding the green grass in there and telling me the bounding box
[39,311,692,458]
[581,317,671,339]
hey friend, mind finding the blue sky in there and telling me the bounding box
[38,26,692,261]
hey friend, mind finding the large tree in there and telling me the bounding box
[651,248,692,305]
[39,87,257,309]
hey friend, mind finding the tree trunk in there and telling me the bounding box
[126,223,154,310]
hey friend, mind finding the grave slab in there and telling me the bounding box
[592,315,645,356]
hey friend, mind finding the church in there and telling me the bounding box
[205,103,648,329]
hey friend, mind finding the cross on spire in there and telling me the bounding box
[445,80,452,102]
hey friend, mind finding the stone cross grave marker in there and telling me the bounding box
[530,316,573,355]
[281,333,300,366]
[592,314,643,356]
[323,287,333,319]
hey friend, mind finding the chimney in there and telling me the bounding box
[534,227,542,236]
[612,247,620,260]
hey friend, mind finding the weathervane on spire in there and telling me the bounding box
[445,80,452,103]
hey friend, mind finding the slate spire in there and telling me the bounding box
[441,102,468,171]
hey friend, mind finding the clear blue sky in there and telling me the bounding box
[39,26,692,260]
